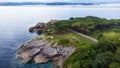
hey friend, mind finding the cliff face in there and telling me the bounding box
[17,35,75,67]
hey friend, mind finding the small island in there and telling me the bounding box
[17,16,120,68]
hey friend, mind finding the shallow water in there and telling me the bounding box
[0,6,120,68]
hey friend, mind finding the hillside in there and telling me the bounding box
[26,16,120,68]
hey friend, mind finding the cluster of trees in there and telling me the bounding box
[64,32,120,68]
[70,16,120,34]
[45,16,120,36]
[44,20,70,35]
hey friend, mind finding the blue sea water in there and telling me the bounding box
[0,6,120,68]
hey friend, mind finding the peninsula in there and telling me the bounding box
[17,16,120,68]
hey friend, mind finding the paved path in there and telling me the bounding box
[70,29,98,43]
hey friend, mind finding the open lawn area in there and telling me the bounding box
[45,31,95,47]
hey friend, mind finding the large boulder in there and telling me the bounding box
[17,39,45,63]
[42,45,58,58]
[29,48,41,57]
[29,23,46,33]
[34,54,49,64]
[17,48,42,63]
[17,49,32,63]
[29,27,34,33]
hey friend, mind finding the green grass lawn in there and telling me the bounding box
[45,31,94,47]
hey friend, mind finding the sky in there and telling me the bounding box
[0,0,120,2]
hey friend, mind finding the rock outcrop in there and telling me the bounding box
[29,23,46,33]
[34,53,49,64]
[42,45,58,58]
[17,35,75,65]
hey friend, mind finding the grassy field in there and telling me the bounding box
[87,28,119,39]
[45,31,94,47]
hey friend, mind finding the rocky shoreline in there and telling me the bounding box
[17,35,75,68]
[17,22,75,68]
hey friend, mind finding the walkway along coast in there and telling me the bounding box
[70,29,98,43]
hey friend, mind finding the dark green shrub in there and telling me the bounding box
[58,38,70,46]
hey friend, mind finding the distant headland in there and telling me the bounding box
[0,2,120,6]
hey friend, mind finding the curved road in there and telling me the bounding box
[70,29,98,43]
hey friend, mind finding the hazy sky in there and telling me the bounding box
[0,0,120,2]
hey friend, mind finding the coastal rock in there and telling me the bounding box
[42,45,58,58]
[34,54,49,64]
[17,47,42,63]
[60,46,75,59]
[29,23,46,33]
[17,37,75,67]
[29,48,41,57]
[25,39,46,47]
[29,27,34,33]
[17,49,32,63]
[17,39,45,63]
